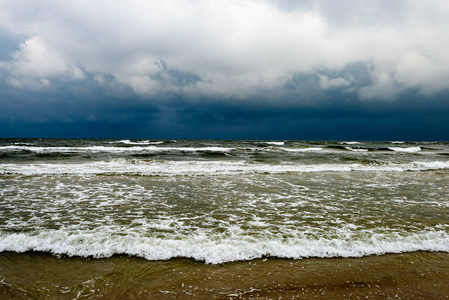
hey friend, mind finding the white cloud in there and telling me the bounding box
[116,74,161,95]
[318,75,351,90]
[94,74,105,84]
[40,78,50,87]
[0,36,87,87]
[0,0,448,100]
[359,72,402,101]
[395,51,449,96]
[72,67,85,80]
[10,36,69,78]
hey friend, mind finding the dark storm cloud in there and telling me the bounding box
[161,88,449,140]
[1,73,449,140]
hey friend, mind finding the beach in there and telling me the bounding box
[1,251,449,299]
[1,139,449,298]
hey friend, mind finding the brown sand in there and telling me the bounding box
[1,251,449,299]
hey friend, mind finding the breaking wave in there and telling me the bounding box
[1,229,448,264]
[2,160,449,176]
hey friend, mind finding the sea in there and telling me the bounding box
[1,138,449,298]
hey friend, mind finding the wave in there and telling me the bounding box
[283,147,324,152]
[13,142,34,146]
[0,145,352,157]
[414,161,449,170]
[0,145,235,153]
[2,160,449,176]
[1,229,448,264]
[324,145,348,151]
[347,147,369,152]
[264,141,285,146]
[338,146,424,153]
[111,140,164,145]
[388,147,422,153]
[341,141,361,145]
[1,144,440,155]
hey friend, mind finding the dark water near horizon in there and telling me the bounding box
[1,138,449,298]
[1,138,449,263]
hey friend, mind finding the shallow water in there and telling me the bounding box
[1,139,449,263]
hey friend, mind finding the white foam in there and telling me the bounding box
[112,139,131,144]
[388,147,422,152]
[0,145,334,154]
[2,144,433,155]
[265,142,285,146]
[283,147,324,152]
[346,147,368,152]
[342,141,361,145]
[112,140,164,145]
[13,142,33,146]
[1,229,448,264]
[0,145,234,153]
[413,161,449,169]
[1,145,144,153]
[2,160,448,176]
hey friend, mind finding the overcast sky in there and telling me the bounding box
[1,0,449,140]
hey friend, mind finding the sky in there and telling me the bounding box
[1,0,449,140]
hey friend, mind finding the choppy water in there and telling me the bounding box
[1,138,449,264]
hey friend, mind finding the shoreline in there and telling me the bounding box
[1,251,449,299]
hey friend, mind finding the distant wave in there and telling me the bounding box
[13,142,34,146]
[283,147,324,152]
[346,147,368,152]
[0,145,436,155]
[0,145,263,153]
[264,141,285,146]
[111,140,164,145]
[388,147,421,153]
[0,145,235,153]
[0,145,349,155]
[2,160,449,176]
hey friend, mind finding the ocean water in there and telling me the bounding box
[1,138,449,265]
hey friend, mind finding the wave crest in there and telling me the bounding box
[1,229,448,264]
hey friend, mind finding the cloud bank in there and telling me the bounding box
[1,0,448,101]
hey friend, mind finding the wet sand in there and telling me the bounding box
[1,251,449,299]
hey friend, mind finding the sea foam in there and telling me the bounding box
[1,229,448,264]
[2,160,448,176]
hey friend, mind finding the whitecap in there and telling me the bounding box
[1,228,449,264]
[346,147,368,152]
[4,159,449,176]
[113,140,164,145]
[413,161,449,170]
[265,142,285,146]
[388,147,421,153]
[283,147,324,152]
[0,145,233,154]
